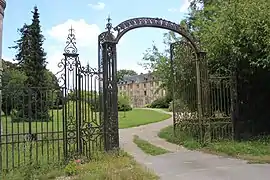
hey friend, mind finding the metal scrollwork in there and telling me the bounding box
[64,27,78,54]
[98,17,199,52]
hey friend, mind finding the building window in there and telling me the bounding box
[137,84,139,88]
[144,83,146,88]
[150,82,153,87]
[144,90,147,96]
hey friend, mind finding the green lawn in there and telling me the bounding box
[158,126,270,164]
[119,109,171,129]
[133,135,170,156]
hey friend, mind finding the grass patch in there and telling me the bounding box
[4,151,158,180]
[119,109,171,129]
[75,151,158,180]
[158,125,270,163]
[133,135,170,156]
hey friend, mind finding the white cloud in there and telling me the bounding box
[168,0,190,13]
[46,19,101,75]
[47,19,101,48]
[88,2,105,10]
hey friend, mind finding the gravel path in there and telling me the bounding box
[119,109,270,180]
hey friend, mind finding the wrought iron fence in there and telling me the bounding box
[0,28,103,173]
[0,86,65,172]
[171,41,233,144]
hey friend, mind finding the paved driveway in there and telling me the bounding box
[119,109,270,180]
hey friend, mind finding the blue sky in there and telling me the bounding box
[3,0,190,74]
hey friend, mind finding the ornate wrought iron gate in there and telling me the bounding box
[59,30,103,158]
[170,40,233,144]
[170,41,204,142]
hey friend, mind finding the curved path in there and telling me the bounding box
[119,109,270,180]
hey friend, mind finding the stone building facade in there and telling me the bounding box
[117,73,166,108]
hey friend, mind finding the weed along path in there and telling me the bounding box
[119,108,270,180]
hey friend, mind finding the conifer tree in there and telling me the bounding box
[10,6,49,121]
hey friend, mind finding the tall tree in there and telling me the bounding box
[10,6,49,121]
[25,6,47,87]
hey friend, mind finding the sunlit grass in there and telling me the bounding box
[118,109,171,128]
[133,135,170,156]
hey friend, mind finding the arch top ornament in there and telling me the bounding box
[98,17,200,53]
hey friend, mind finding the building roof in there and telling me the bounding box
[118,73,155,85]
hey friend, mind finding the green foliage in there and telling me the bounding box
[150,96,171,108]
[1,61,27,115]
[117,69,137,82]
[140,32,197,109]
[190,0,270,137]
[64,161,78,176]
[1,59,61,117]
[8,6,49,122]
[158,126,202,150]
[2,162,64,180]
[191,0,270,73]
[118,93,132,111]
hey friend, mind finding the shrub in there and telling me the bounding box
[150,96,171,108]
[118,94,132,111]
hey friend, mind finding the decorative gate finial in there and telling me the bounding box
[64,25,78,54]
[106,15,112,32]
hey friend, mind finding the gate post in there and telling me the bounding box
[101,41,119,151]
[196,51,208,144]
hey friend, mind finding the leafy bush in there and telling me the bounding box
[118,94,132,111]
[150,96,171,108]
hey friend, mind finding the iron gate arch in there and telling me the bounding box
[98,17,206,150]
